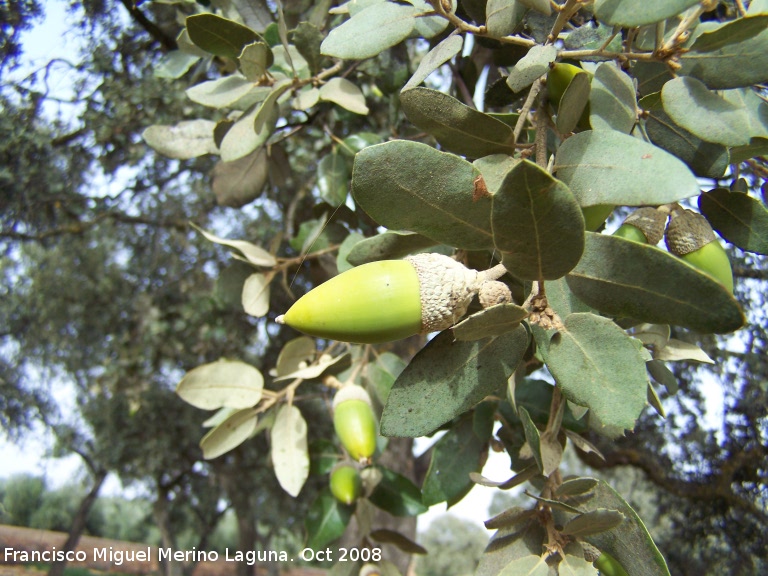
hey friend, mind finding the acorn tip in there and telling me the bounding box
[275,314,286,325]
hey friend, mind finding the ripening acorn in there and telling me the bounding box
[582,204,615,232]
[276,253,480,344]
[333,386,378,464]
[593,551,629,576]
[613,207,667,245]
[547,62,591,129]
[329,463,362,505]
[665,209,734,294]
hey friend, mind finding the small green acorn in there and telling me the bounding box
[593,551,629,576]
[582,204,615,231]
[547,62,591,130]
[613,207,667,245]
[665,209,734,294]
[333,385,378,464]
[329,463,362,505]
[276,253,480,344]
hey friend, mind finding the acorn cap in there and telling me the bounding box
[621,207,667,245]
[664,209,716,256]
[478,280,512,309]
[406,253,480,333]
[333,384,372,410]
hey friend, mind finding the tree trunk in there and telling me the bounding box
[153,484,184,576]
[47,468,108,576]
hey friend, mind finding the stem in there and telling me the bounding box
[544,385,566,438]
[547,0,587,44]
[514,78,544,145]
[478,262,509,283]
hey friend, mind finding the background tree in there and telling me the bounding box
[2,1,767,576]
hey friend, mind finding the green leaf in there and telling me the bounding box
[317,152,349,206]
[320,2,416,59]
[241,272,271,317]
[646,359,679,394]
[200,408,258,459]
[589,63,636,134]
[380,327,529,437]
[678,15,768,89]
[404,33,463,90]
[565,233,745,334]
[369,529,428,555]
[142,120,218,159]
[561,509,625,537]
[640,92,730,179]
[552,480,671,576]
[518,406,543,473]
[292,21,324,75]
[368,466,428,516]
[309,439,340,475]
[186,14,261,59]
[422,413,489,506]
[336,232,365,273]
[506,44,557,93]
[271,404,310,497]
[409,0,451,38]
[553,130,700,207]
[563,22,623,60]
[536,313,649,434]
[492,159,585,280]
[238,41,273,81]
[400,87,517,157]
[154,50,201,79]
[219,102,277,162]
[500,378,589,434]
[346,231,437,266]
[519,0,550,15]
[486,0,527,38]
[351,141,494,250]
[177,359,264,410]
[211,147,268,208]
[365,352,407,408]
[594,0,699,26]
[661,77,751,146]
[305,488,353,549]
[698,189,768,255]
[319,77,369,115]
[730,137,768,164]
[451,303,529,341]
[497,555,549,576]
[484,506,536,530]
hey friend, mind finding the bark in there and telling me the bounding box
[47,468,108,576]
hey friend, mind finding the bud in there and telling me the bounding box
[276,253,480,343]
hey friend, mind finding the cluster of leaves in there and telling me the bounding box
[144,1,768,575]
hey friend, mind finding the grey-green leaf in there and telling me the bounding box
[238,41,273,81]
[589,62,637,134]
[555,476,599,497]
[678,15,768,89]
[486,0,527,38]
[271,404,309,497]
[142,120,218,159]
[400,87,517,157]
[661,77,751,146]
[452,303,529,341]
[403,33,463,90]
[352,141,494,250]
[177,359,264,410]
[566,233,745,334]
[492,160,584,280]
[561,509,625,537]
[186,75,256,109]
[346,231,437,266]
[537,313,649,434]
[594,0,700,26]
[200,408,258,459]
[380,327,529,437]
[211,147,268,208]
[518,406,543,473]
[320,2,416,59]
[698,188,768,255]
[640,91,730,179]
[553,130,699,207]
[506,44,557,93]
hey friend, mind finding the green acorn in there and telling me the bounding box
[613,207,667,245]
[547,62,591,130]
[582,204,615,231]
[276,253,480,344]
[329,463,362,505]
[665,209,734,294]
[593,552,629,576]
[333,385,378,464]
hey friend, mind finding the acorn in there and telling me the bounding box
[593,551,629,576]
[329,462,362,505]
[333,385,378,464]
[582,204,615,231]
[276,253,480,344]
[664,209,734,294]
[613,207,667,245]
[547,62,591,129]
